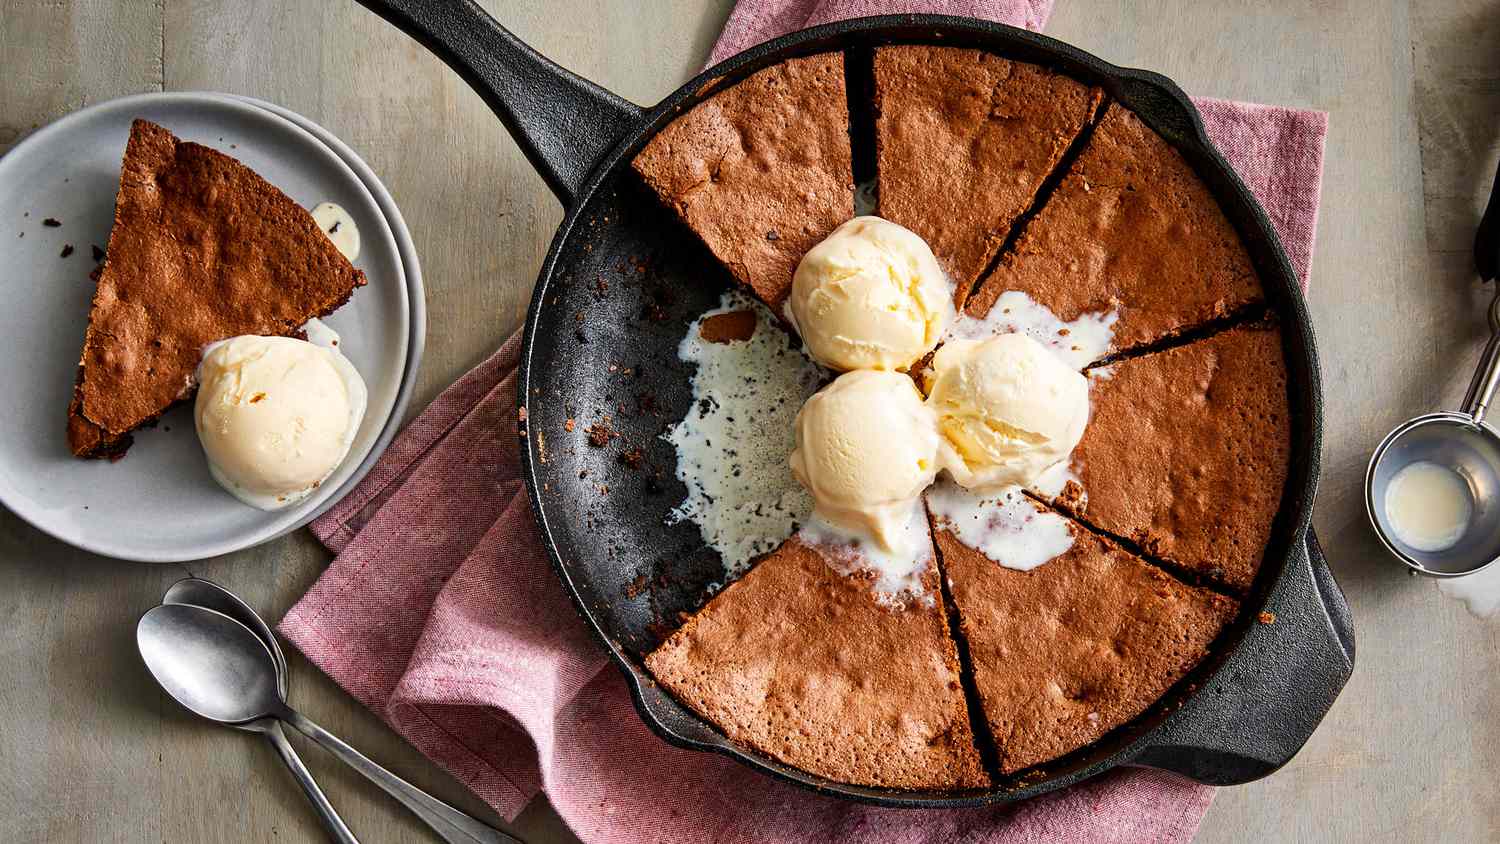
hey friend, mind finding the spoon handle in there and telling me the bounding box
[281,709,521,844]
[264,721,360,844]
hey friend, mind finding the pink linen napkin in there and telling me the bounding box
[281,2,1327,841]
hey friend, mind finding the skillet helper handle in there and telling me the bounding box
[354,0,643,206]
[1133,531,1354,784]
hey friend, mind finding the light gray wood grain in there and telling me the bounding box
[2,0,1497,841]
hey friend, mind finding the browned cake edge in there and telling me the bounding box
[928,498,1239,775]
[871,44,1105,309]
[644,539,989,790]
[67,119,365,459]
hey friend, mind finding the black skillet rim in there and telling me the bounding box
[517,13,1323,807]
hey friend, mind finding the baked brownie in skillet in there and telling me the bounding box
[68,119,366,458]
[1041,323,1291,591]
[965,103,1262,360]
[874,46,1103,307]
[632,53,854,312]
[930,499,1237,773]
[645,535,988,790]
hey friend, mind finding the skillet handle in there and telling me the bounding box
[1132,530,1354,784]
[354,0,643,205]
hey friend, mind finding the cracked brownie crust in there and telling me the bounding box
[1048,324,1292,591]
[966,103,1264,358]
[645,535,988,790]
[68,119,366,458]
[932,502,1238,773]
[874,45,1103,306]
[632,53,854,312]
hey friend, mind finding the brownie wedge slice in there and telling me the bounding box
[965,103,1263,361]
[68,119,366,458]
[1039,323,1291,591]
[632,53,854,313]
[874,45,1103,306]
[929,495,1237,773]
[645,534,988,790]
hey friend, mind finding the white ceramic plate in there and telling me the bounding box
[0,92,409,561]
[226,94,427,530]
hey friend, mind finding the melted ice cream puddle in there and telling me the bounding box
[312,201,360,261]
[665,290,824,578]
[1384,461,1472,553]
[948,290,1117,370]
[798,500,936,607]
[926,480,1074,570]
[1031,460,1081,503]
[1438,564,1500,619]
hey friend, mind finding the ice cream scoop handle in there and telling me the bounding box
[280,708,521,844]
[1476,156,1500,281]
[1462,292,1500,426]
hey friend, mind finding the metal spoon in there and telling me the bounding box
[160,579,356,842]
[137,603,520,844]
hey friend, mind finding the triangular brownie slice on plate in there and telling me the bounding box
[68,119,366,458]
[964,103,1263,360]
[874,45,1103,307]
[632,54,854,313]
[645,533,988,790]
[1038,323,1291,591]
[929,493,1237,773]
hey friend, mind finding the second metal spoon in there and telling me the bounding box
[161,579,357,843]
[138,602,519,844]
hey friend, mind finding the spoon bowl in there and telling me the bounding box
[137,603,283,725]
[163,577,288,697]
[1366,412,1500,576]
[136,596,519,843]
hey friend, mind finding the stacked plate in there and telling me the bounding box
[0,92,425,561]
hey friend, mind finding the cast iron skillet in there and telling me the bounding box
[357,0,1355,807]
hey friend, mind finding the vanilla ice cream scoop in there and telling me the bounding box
[195,333,367,510]
[789,369,940,550]
[926,333,1089,493]
[788,216,954,372]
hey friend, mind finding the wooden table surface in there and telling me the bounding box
[2,1,1497,841]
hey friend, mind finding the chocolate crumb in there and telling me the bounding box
[699,310,756,344]
[91,244,105,261]
[586,422,614,447]
[328,220,341,234]
[59,244,74,258]
[765,230,780,241]
[42,217,61,227]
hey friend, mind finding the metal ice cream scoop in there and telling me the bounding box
[1367,160,1500,577]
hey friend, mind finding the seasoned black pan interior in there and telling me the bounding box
[353,1,1352,808]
